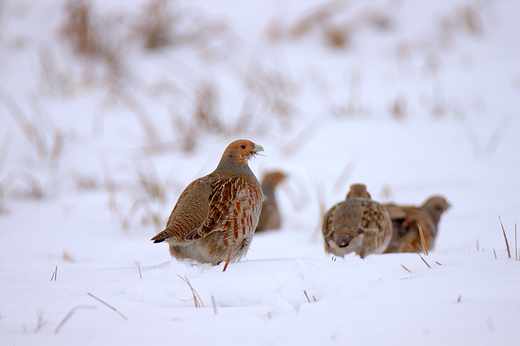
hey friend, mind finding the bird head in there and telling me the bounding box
[422,196,450,225]
[346,183,371,199]
[223,139,264,167]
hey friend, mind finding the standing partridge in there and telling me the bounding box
[383,196,450,254]
[255,171,287,233]
[322,183,392,258]
[151,139,264,271]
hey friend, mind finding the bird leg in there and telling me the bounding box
[222,247,234,272]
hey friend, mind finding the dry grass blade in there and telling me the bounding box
[515,223,518,261]
[121,91,161,145]
[133,159,166,202]
[303,290,311,303]
[54,305,97,334]
[211,295,218,315]
[177,275,204,308]
[34,309,47,333]
[401,264,412,273]
[498,215,511,258]
[194,82,223,133]
[135,262,142,279]
[332,158,356,192]
[50,266,58,281]
[87,292,128,320]
[283,116,323,157]
[408,244,431,268]
[135,0,177,50]
[485,116,512,156]
[100,157,125,228]
[418,224,428,256]
[311,179,326,242]
[0,88,47,159]
[0,130,11,174]
[303,290,316,303]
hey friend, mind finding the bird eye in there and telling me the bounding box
[240,144,246,149]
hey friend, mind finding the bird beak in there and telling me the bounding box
[251,144,264,155]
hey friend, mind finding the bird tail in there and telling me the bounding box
[151,228,197,244]
[151,229,177,243]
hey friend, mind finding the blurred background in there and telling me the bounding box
[1,0,519,264]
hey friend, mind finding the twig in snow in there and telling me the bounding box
[493,249,497,259]
[400,264,411,273]
[211,295,218,315]
[303,290,311,303]
[177,275,204,308]
[54,305,97,334]
[515,223,518,261]
[135,262,142,279]
[409,244,431,268]
[303,290,316,303]
[33,309,47,333]
[87,292,128,320]
[435,261,442,266]
[50,266,57,281]
[498,215,511,258]
[457,295,461,303]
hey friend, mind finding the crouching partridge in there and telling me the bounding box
[322,184,392,258]
[151,139,264,271]
[255,171,286,233]
[383,196,450,254]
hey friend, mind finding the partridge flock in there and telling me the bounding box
[152,139,451,268]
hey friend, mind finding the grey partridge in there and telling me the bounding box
[322,184,392,258]
[151,139,264,271]
[255,171,287,233]
[383,196,450,254]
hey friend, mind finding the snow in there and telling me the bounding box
[1,0,519,345]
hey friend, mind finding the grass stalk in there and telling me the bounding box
[54,305,97,334]
[211,295,218,315]
[400,264,411,273]
[409,244,431,268]
[178,275,204,308]
[498,215,511,258]
[50,266,57,281]
[135,262,142,279]
[87,292,128,320]
[33,309,46,333]
[418,225,428,255]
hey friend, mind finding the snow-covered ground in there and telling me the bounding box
[1,1,519,345]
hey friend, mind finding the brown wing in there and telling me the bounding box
[384,206,435,253]
[399,207,436,252]
[384,203,407,220]
[186,177,262,241]
[151,178,211,243]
